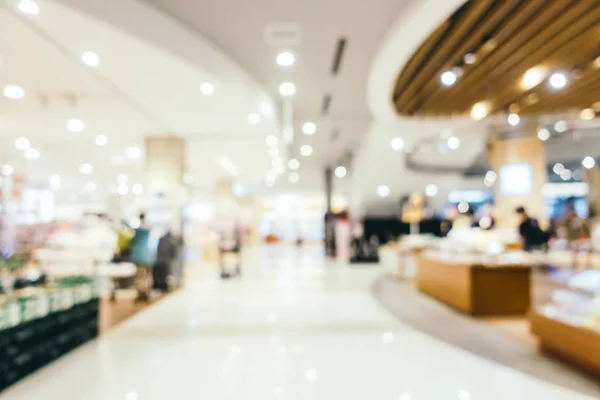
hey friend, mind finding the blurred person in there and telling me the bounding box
[130,213,156,302]
[561,206,590,269]
[515,206,547,251]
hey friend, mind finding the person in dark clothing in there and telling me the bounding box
[515,206,547,251]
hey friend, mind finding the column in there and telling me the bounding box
[487,129,548,229]
[145,136,185,233]
[586,167,600,217]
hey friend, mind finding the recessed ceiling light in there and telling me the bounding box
[288,159,300,170]
[24,148,40,160]
[289,172,300,183]
[3,85,25,99]
[391,137,404,151]
[265,135,279,146]
[81,51,100,67]
[554,120,567,133]
[521,66,548,90]
[80,163,93,175]
[279,82,296,96]
[1,165,14,176]
[247,112,261,125]
[440,70,457,86]
[464,53,476,64]
[508,113,520,126]
[376,185,390,198]
[200,82,215,95]
[580,108,595,121]
[300,144,313,157]
[276,51,295,67]
[334,166,347,178]
[66,119,85,132]
[458,201,470,213]
[425,184,438,197]
[549,72,567,89]
[127,146,142,159]
[485,170,497,182]
[15,137,30,150]
[553,163,564,174]
[132,183,144,195]
[302,122,317,135]
[95,134,107,146]
[537,128,550,141]
[117,184,128,196]
[471,101,490,120]
[17,0,39,15]
[85,182,97,193]
[560,169,572,181]
[447,136,461,150]
[583,156,595,169]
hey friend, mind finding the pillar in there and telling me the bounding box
[145,136,185,233]
[487,130,548,229]
[586,167,600,217]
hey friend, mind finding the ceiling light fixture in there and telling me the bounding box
[95,134,107,146]
[508,113,520,126]
[288,159,300,170]
[537,128,550,141]
[548,72,567,89]
[200,82,215,95]
[471,101,490,120]
[300,145,313,157]
[440,70,457,86]
[464,53,476,65]
[554,120,567,133]
[117,184,128,196]
[376,185,391,198]
[17,0,39,15]
[521,66,548,90]
[279,82,296,96]
[334,166,347,178]
[425,184,438,197]
[302,122,317,135]
[583,156,596,169]
[247,113,261,125]
[580,108,595,121]
[3,85,25,99]
[391,137,404,151]
[265,135,279,147]
[447,136,461,150]
[485,170,497,183]
[289,172,300,183]
[132,184,144,195]
[66,119,85,132]
[24,148,40,160]
[127,146,142,159]
[81,51,100,67]
[15,137,30,150]
[553,163,564,175]
[276,51,295,67]
[80,163,93,175]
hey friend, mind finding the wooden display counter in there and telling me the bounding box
[417,252,533,315]
[530,310,600,377]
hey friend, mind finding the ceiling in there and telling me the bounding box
[0,0,280,199]
[392,0,600,117]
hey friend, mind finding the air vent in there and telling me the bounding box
[321,94,332,116]
[264,23,303,46]
[331,37,347,75]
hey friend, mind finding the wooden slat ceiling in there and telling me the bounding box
[393,0,600,117]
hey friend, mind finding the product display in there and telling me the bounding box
[0,277,99,392]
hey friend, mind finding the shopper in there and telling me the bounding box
[515,206,547,251]
[562,206,590,269]
[130,213,156,302]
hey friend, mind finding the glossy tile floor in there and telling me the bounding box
[2,246,597,399]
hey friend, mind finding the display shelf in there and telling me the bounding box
[530,270,600,375]
[417,251,533,315]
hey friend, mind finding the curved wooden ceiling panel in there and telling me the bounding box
[393,0,600,117]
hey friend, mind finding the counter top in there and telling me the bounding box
[422,250,540,269]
